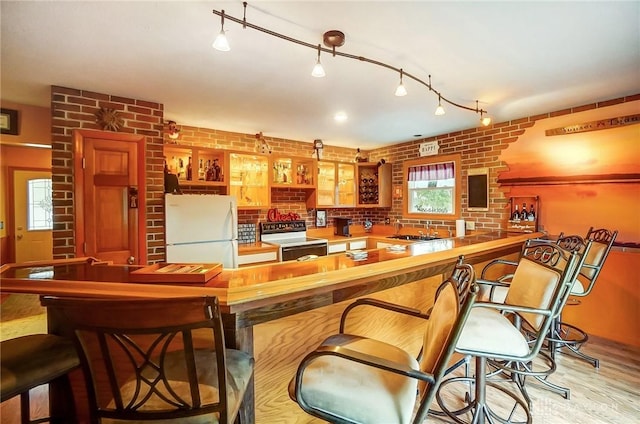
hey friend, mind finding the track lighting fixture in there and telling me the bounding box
[477,101,491,126]
[435,94,445,116]
[311,44,326,78]
[212,10,230,51]
[212,3,490,122]
[480,111,492,126]
[395,69,407,97]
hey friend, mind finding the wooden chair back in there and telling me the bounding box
[41,296,252,424]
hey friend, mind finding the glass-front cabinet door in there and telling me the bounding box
[229,152,270,209]
[317,161,355,208]
[163,145,228,189]
[271,156,316,188]
[317,161,336,206]
[164,145,192,181]
[337,163,356,207]
[197,150,226,185]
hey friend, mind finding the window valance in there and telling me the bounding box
[408,162,455,181]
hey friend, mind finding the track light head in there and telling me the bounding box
[435,94,445,115]
[212,10,230,51]
[395,69,407,97]
[311,44,326,78]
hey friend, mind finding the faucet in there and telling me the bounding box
[394,219,401,235]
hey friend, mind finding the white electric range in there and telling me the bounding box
[260,221,328,261]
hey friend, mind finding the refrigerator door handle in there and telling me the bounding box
[230,201,237,240]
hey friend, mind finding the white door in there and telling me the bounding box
[13,170,53,262]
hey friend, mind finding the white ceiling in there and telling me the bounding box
[1,1,639,149]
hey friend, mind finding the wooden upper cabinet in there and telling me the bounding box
[316,161,356,208]
[229,152,270,209]
[164,145,227,188]
[270,155,316,188]
[356,162,392,208]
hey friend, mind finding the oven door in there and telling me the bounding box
[280,243,328,262]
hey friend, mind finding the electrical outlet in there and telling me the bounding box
[385,217,390,225]
[465,221,475,230]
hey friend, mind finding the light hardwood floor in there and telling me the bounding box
[429,336,640,424]
[1,294,639,423]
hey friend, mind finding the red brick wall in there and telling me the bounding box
[166,126,389,229]
[370,94,640,236]
[51,84,637,263]
[50,86,165,262]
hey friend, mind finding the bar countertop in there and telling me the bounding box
[0,230,540,314]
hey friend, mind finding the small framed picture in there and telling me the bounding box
[0,108,19,135]
[315,210,327,228]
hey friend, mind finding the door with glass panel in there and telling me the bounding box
[13,170,53,262]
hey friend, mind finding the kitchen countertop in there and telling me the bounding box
[0,230,540,314]
[238,241,279,255]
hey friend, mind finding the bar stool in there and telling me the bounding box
[550,227,617,368]
[1,334,80,424]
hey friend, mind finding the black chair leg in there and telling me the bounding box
[49,375,78,424]
[20,391,30,424]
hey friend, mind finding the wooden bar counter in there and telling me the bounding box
[0,230,540,423]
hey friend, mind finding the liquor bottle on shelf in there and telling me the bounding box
[186,157,193,181]
[512,204,520,221]
[212,159,222,182]
[527,204,536,221]
[178,158,185,180]
[198,159,205,180]
[520,202,528,221]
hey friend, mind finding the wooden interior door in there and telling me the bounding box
[74,130,146,264]
[12,170,53,263]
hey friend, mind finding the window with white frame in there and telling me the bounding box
[403,154,461,220]
[27,178,53,230]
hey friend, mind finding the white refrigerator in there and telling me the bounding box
[165,194,238,268]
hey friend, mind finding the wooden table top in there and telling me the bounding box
[0,231,541,315]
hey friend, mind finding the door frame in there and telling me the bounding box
[6,166,52,263]
[73,129,147,264]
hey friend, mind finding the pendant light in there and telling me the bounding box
[212,10,230,51]
[311,44,325,78]
[394,68,407,97]
[435,94,445,115]
[480,111,492,126]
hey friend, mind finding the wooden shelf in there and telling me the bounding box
[356,162,392,208]
[498,173,640,186]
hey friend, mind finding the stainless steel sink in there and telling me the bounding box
[386,235,440,241]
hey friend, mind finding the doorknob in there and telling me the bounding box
[127,256,135,265]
